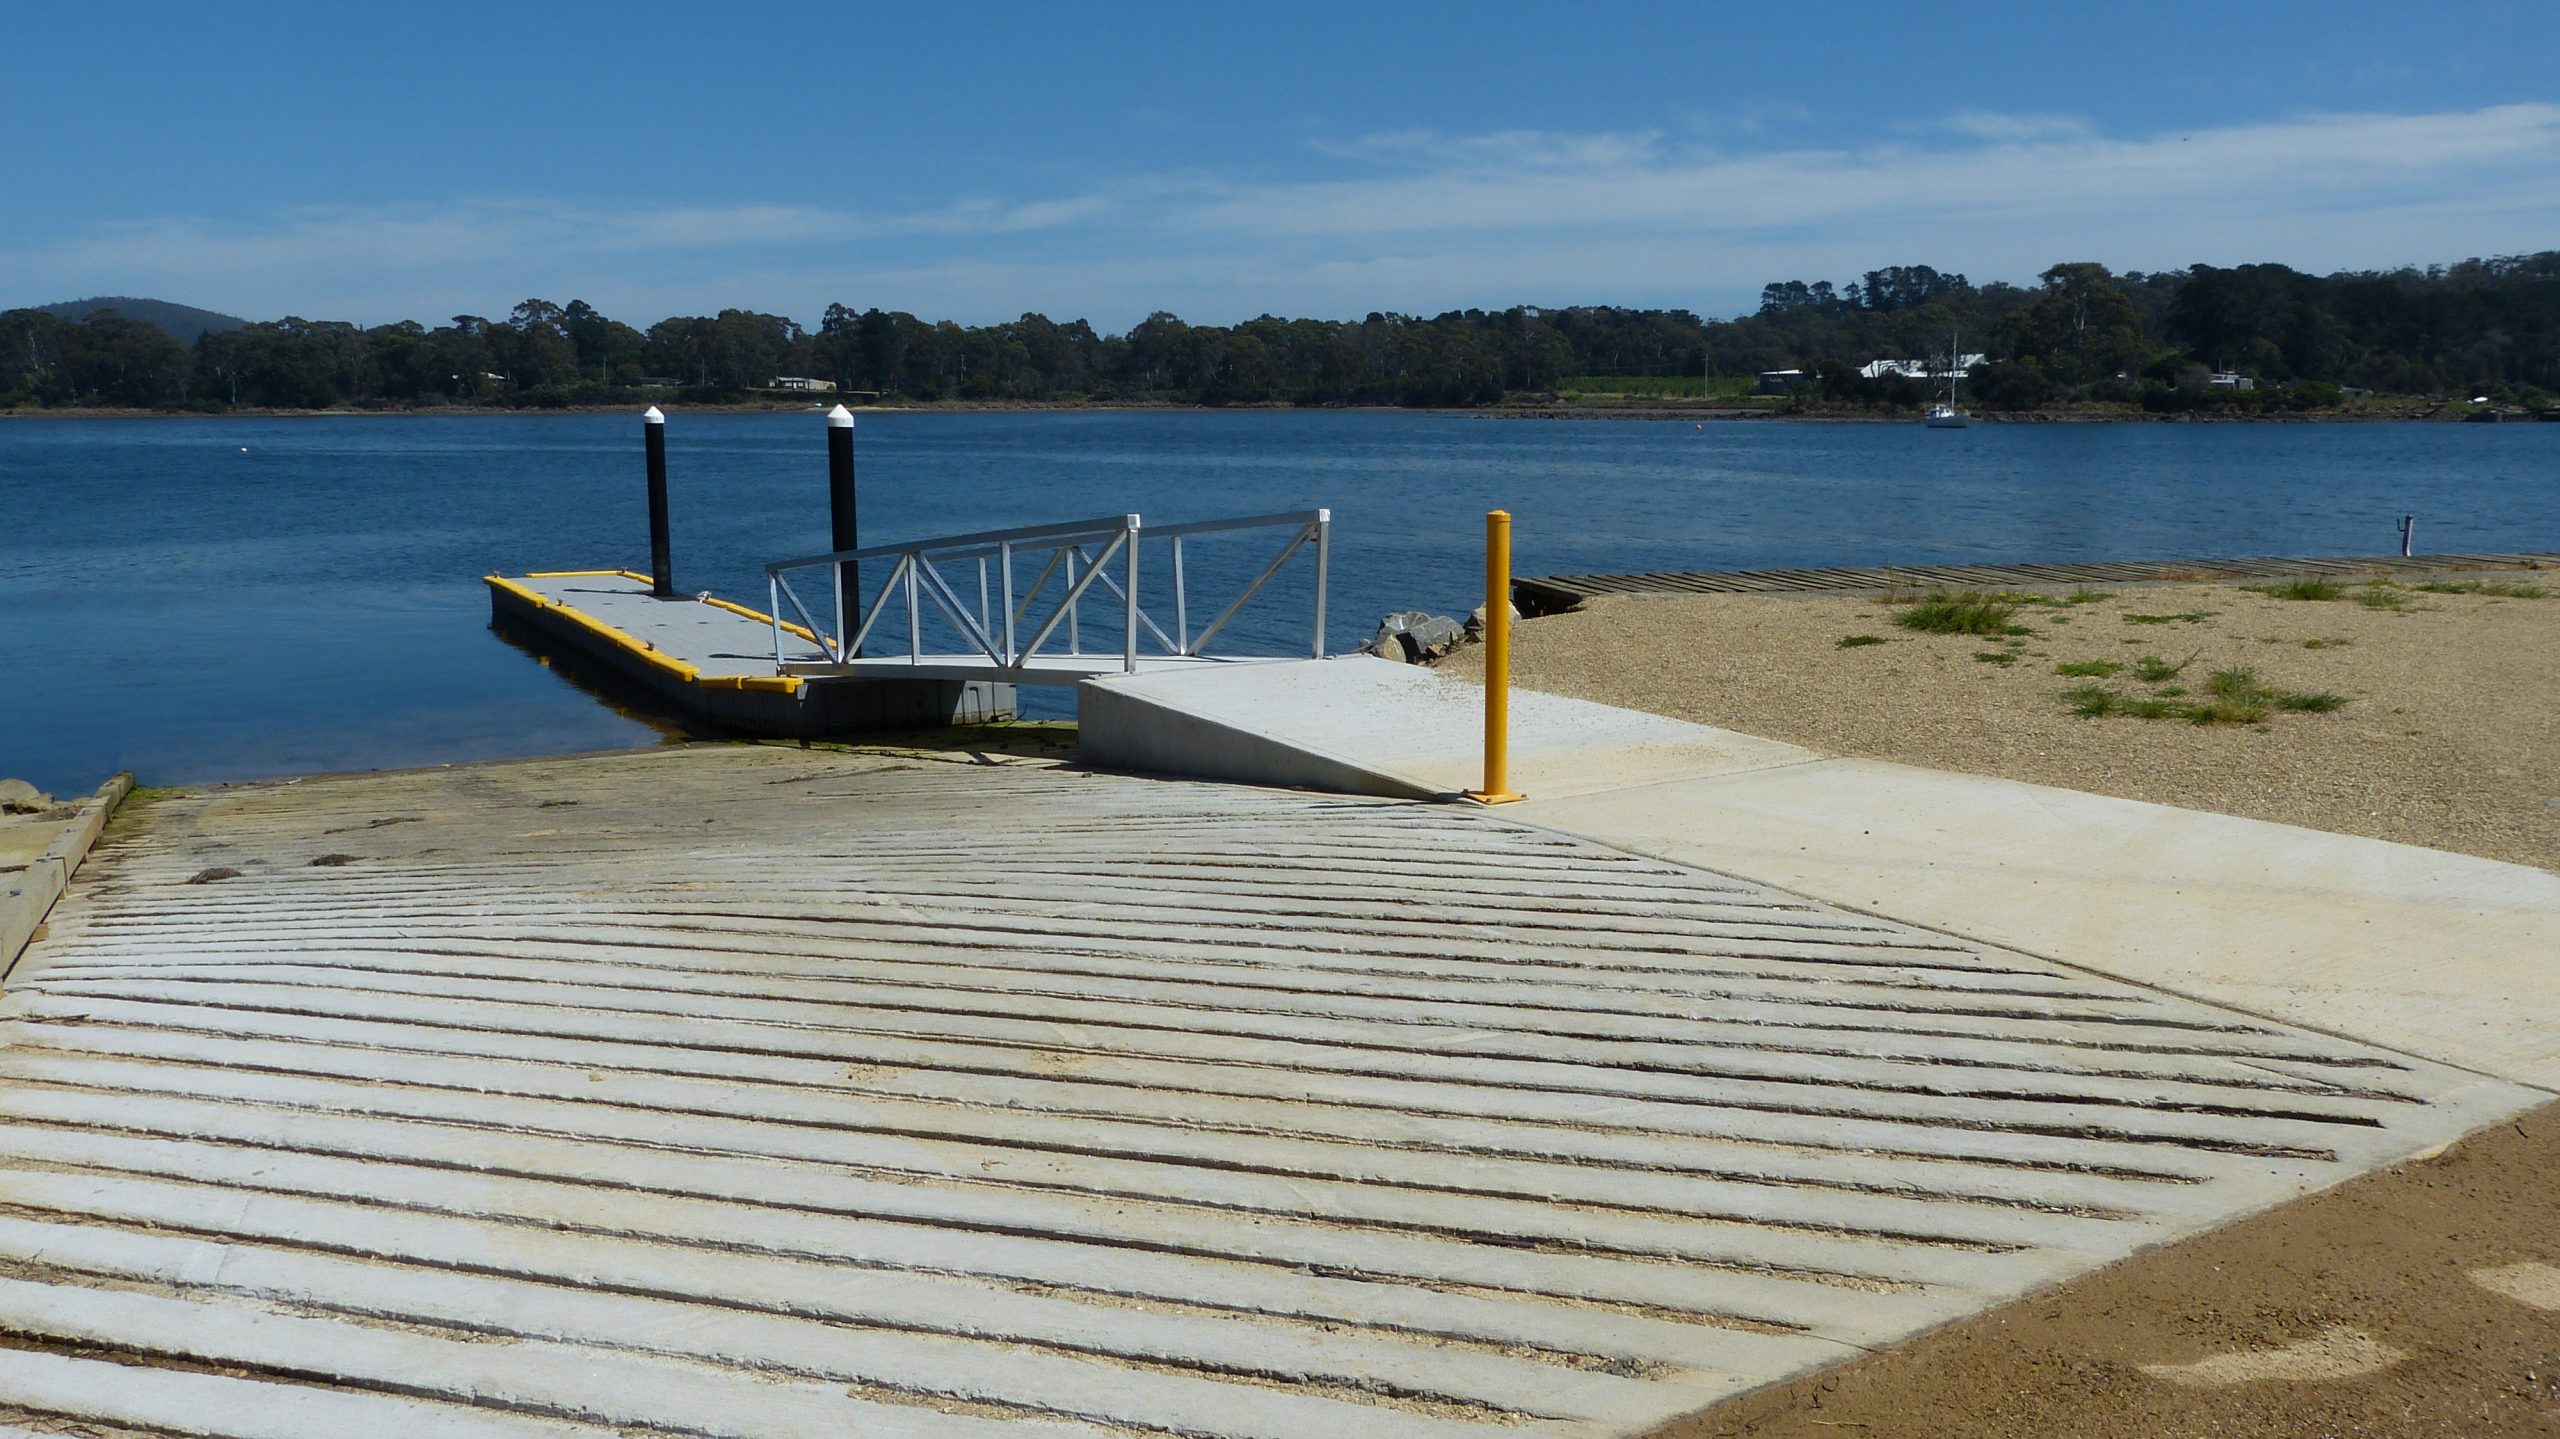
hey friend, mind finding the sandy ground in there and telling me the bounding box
[1440,575,2560,872]
[1653,1095,2560,1439]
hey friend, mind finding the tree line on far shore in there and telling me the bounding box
[6,251,2558,414]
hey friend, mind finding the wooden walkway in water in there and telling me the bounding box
[1513,551,2560,614]
[0,747,2529,1437]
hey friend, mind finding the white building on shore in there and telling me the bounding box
[1857,354,1986,382]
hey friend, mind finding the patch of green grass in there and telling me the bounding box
[2189,698,2269,725]
[2063,684,2118,717]
[2353,582,2415,611]
[2021,588,2114,608]
[2245,578,2344,601]
[1835,634,1886,649]
[1893,590,2024,636]
[2300,636,2351,650]
[2414,579,2550,598]
[2059,664,2347,725]
[2055,658,2122,678]
[1973,650,2019,666]
[2131,654,2191,683]
[2123,610,2216,625]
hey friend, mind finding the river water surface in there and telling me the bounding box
[3,410,2554,793]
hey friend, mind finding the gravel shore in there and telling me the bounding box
[1438,574,2559,872]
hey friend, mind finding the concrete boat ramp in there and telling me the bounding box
[1,738,2549,1437]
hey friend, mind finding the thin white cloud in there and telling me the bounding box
[6,104,2557,328]
[1182,103,2560,240]
[1927,111,2094,141]
[1309,128,1668,171]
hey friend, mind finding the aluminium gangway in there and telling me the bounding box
[762,509,1332,686]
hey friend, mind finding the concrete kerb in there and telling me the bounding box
[1,773,133,985]
[1076,672,1448,800]
[1077,656,1821,802]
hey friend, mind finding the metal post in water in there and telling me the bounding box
[2400,514,2415,558]
[1466,510,1525,805]
[827,405,859,623]
[643,406,673,597]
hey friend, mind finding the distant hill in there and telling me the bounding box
[29,296,248,344]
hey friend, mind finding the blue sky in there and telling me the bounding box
[7,2,2558,329]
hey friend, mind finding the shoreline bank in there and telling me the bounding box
[0,398,2510,424]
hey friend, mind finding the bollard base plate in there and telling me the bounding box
[1463,789,1527,806]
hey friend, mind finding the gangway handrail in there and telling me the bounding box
[764,513,1139,572]
[763,508,1330,677]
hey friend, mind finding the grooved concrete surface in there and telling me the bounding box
[0,746,2537,1438]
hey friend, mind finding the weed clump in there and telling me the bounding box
[1836,634,1886,649]
[2064,684,2117,717]
[2060,664,2348,725]
[2415,579,2550,598]
[2353,582,2416,612]
[2124,610,2215,625]
[1894,590,2025,636]
[2131,654,2191,683]
[2246,578,2344,601]
[1973,650,2019,666]
[2192,668,2275,724]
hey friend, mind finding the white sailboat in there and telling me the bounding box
[1925,330,1970,428]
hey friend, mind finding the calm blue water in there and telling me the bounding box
[3,410,2555,794]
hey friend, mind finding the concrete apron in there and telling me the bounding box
[1079,656,2560,1093]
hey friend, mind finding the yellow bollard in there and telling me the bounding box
[1467,509,1526,804]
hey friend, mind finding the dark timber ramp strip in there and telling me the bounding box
[1515,552,2560,614]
